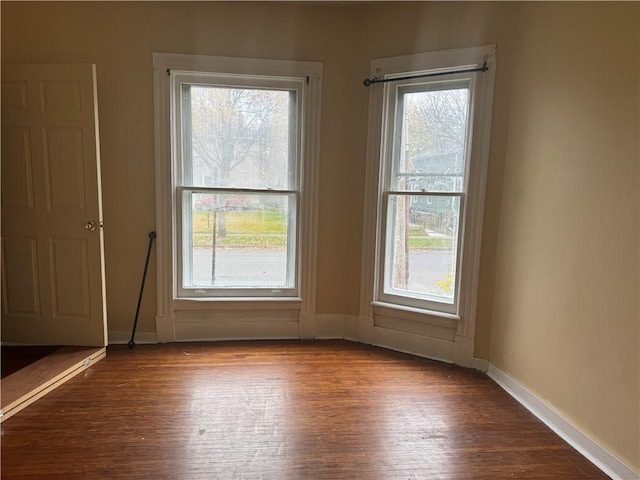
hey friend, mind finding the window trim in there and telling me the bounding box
[153,53,322,342]
[359,46,496,366]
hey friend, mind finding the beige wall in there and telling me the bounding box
[2,1,638,472]
[490,2,639,471]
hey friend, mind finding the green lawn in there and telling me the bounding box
[193,233,288,248]
[192,210,454,249]
[194,210,286,234]
[407,237,454,249]
[193,210,287,247]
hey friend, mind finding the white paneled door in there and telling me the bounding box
[1,64,107,346]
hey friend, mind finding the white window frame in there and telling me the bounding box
[378,77,473,314]
[153,53,322,342]
[173,72,303,299]
[359,46,495,367]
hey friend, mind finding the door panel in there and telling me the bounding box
[49,238,91,318]
[2,237,40,316]
[2,127,35,209]
[1,64,107,347]
[1,81,29,110]
[43,127,86,210]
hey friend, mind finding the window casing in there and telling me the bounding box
[154,53,321,342]
[363,46,495,331]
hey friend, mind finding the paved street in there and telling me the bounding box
[190,248,455,296]
[192,248,287,287]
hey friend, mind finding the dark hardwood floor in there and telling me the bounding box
[0,341,608,479]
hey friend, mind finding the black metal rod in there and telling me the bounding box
[363,62,488,87]
[128,231,157,348]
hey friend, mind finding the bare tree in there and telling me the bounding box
[189,86,288,234]
[406,87,469,159]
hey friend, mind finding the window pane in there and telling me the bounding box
[385,194,460,303]
[392,86,469,193]
[185,86,294,190]
[184,192,294,289]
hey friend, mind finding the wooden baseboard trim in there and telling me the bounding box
[108,331,158,345]
[488,363,639,480]
[1,347,106,422]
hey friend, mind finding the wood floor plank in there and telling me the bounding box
[0,341,609,479]
[1,347,106,422]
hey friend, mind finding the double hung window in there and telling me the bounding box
[154,54,321,341]
[366,47,495,325]
[171,69,308,299]
[380,79,471,313]
[154,54,322,300]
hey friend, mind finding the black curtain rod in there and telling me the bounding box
[363,61,488,87]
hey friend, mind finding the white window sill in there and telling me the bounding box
[372,301,460,324]
[173,297,303,311]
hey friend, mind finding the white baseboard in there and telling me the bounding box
[298,312,317,339]
[453,335,489,371]
[108,331,158,345]
[315,314,346,339]
[488,363,639,480]
[343,315,359,341]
